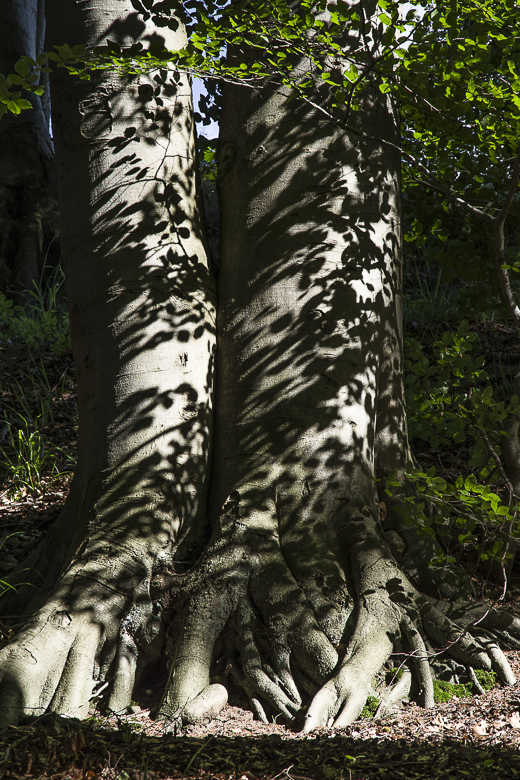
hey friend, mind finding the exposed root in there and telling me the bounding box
[486,642,516,685]
[420,603,492,671]
[304,610,394,731]
[157,582,235,720]
[402,618,434,708]
[374,667,412,718]
[182,683,228,724]
[158,507,344,725]
[0,545,162,728]
[160,517,520,732]
[468,666,485,696]
[5,507,518,733]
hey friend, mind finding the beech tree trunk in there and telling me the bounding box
[0,0,59,296]
[0,0,215,726]
[2,0,520,732]
[156,9,520,730]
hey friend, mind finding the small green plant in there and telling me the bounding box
[433,679,473,703]
[0,265,70,354]
[4,371,56,430]
[474,669,497,691]
[432,671,497,703]
[0,413,72,496]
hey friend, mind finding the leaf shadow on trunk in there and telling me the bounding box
[157,57,520,731]
[0,0,217,728]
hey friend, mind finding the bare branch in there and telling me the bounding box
[493,148,520,327]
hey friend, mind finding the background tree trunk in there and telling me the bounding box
[0,0,215,727]
[0,0,59,297]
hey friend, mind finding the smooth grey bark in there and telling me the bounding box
[1,0,520,733]
[0,0,215,727]
[157,6,520,730]
[0,0,59,296]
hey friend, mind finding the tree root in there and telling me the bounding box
[156,513,520,732]
[0,544,163,728]
[374,667,412,718]
[3,508,519,731]
[157,507,344,724]
[402,618,434,708]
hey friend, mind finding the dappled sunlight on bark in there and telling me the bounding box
[1,0,520,735]
[0,0,215,727]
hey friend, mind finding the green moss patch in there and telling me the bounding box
[433,671,497,703]
[474,669,497,691]
[433,680,472,703]
[357,670,498,719]
[358,695,380,719]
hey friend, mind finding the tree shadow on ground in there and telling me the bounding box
[2,715,520,780]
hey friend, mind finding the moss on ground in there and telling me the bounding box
[358,696,380,719]
[357,669,497,718]
[433,670,497,704]
[474,669,497,690]
[433,680,472,703]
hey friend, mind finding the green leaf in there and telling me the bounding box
[72,44,88,57]
[16,99,32,110]
[55,44,74,61]
[15,59,30,78]
[6,101,21,114]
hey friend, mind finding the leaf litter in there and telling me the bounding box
[2,654,520,779]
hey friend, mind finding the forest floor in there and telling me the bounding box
[3,317,520,777]
[1,654,520,779]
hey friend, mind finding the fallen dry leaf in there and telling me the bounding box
[510,712,520,729]
[473,720,487,736]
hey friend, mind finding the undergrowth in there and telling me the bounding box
[432,670,497,704]
[0,265,70,355]
[0,266,77,500]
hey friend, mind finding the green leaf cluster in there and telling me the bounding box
[0,286,70,355]
[385,321,520,567]
[0,53,47,118]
